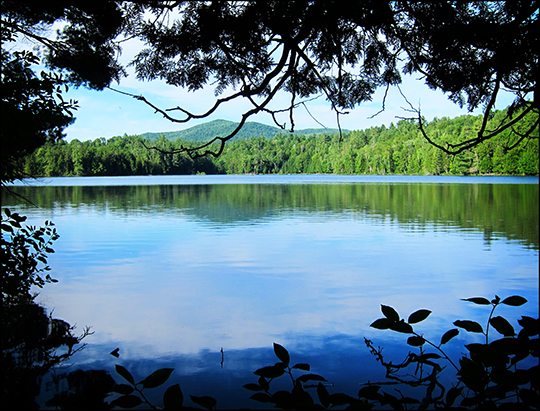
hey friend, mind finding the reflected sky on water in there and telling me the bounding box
[3,175,538,408]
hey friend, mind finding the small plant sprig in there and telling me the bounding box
[459,295,528,344]
[244,342,395,409]
[109,351,217,410]
[243,342,329,409]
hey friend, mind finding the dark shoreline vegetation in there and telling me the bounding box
[20,109,539,178]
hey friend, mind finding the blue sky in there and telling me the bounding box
[63,72,517,142]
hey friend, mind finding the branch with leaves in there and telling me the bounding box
[1,208,59,302]
[368,294,539,409]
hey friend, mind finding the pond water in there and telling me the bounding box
[3,175,539,409]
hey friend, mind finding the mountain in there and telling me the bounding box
[139,119,348,142]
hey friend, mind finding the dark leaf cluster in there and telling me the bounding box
[368,294,539,409]
[109,361,213,410]
[1,210,94,409]
[1,207,59,303]
[0,47,78,183]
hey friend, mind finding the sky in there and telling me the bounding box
[62,71,517,142]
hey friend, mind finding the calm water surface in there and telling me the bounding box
[4,175,539,408]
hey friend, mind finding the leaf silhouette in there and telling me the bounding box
[389,320,414,334]
[370,318,392,330]
[258,376,269,391]
[273,343,290,366]
[254,365,285,379]
[381,305,400,322]
[408,309,431,324]
[454,320,484,333]
[517,316,539,337]
[115,364,134,385]
[190,395,217,410]
[141,368,174,389]
[446,387,463,407]
[317,382,330,408]
[440,328,459,345]
[501,296,528,306]
[243,383,263,391]
[163,384,183,410]
[249,393,272,403]
[292,363,310,371]
[298,373,327,383]
[407,336,425,346]
[490,316,516,336]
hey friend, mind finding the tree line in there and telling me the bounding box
[20,108,539,177]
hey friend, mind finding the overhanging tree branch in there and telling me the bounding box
[3,1,537,164]
[140,45,301,158]
[396,73,538,155]
[506,116,540,151]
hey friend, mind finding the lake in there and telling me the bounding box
[3,175,539,409]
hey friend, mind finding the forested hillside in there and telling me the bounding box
[139,119,345,142]
[20,108,539,177]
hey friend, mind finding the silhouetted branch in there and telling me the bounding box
[368,84,391,120]
[507,116,540,150]
[124,37,351,158]
[397,80,538,155]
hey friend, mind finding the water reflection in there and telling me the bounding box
[3,177,538,408]
[5,181,539,246]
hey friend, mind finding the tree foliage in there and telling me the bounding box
[120,1,539,157]
[0,47,78,184]
[216,109,538,175]
[1,1,538,165]
[20,134,219,177]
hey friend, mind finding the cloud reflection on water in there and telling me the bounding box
[29,202,538,359]
[2,179,536,363]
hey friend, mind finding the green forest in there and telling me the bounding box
[21,108,539,177]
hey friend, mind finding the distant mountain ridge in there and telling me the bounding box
[139,119,348,142]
